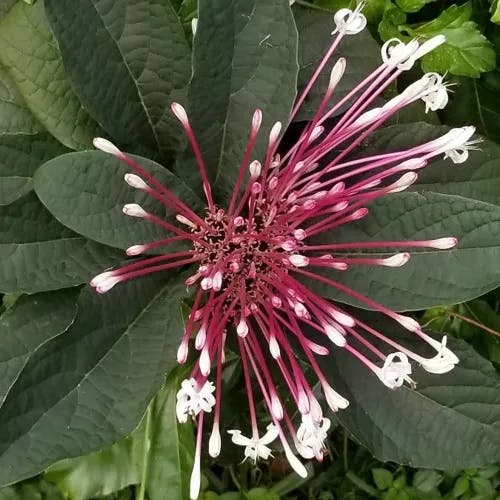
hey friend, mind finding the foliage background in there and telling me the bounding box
[0,0,499,499]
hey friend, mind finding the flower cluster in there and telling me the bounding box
[91,6,477,499]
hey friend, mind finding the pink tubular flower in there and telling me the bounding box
[91,7,475,499]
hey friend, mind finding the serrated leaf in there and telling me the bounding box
[0,273,190,486]
[185,0,298,196]
[0,289,79,405]
[0,2,101,149]
[321,313,500,469]
[408,3,496,78]
[395,0,436,14]
[307,192,500,311]
[44,0,191,158]
[356,123,500,206]
[34,151,203,250]
[293,6,381,121]
[0,192,122,293]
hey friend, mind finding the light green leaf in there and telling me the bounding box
[395,0,436,14]
[0,1,101,149]
[321,314,500,469]
[45,434,143,500]
[293,6,381,121]
[372,468,394,490]
[0,192,122,293]
[307,192,500,311]
[185,0,298,196]
[0,289,79,404]
[44,0,191,158]
[145,370,195,500]
[491,0,500,24]
[0,273,190,486]
[34,151,203,250]
[408,3,496,78]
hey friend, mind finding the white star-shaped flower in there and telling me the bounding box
[176,378,215,423]
[228,424,279,462]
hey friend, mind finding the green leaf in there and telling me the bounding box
[34,151,203,250]
[45,434,142,500]
[395,0,436,14]
[0,289,79,404]
[185,0,298,195]
[0,2,101,149]
[491,0,500,24]
[357,123,500,206]
[0,66,41,136]
[0,192,122,293]
[321,315,500,469]
[293,6,381,121]
[0,67,69,205]
[378,6,408,42]
[408,3,496,78]
[0,273,190,486]
[308,192,500,311]
[44,0,191,158]
[372,468,394,490]
[244,488,280,500]
[439,73,500,144]
[470,476,494,497]
[145,370,195,500]
[453,476,470,497]
[413,470,442,492]
[44,370,194,500]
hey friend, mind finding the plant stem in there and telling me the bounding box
[343,430,349,472]
[447,311,500,339]
[137,404,153,500]
[346,471,379,497]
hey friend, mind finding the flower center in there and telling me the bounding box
[193,202,292,311]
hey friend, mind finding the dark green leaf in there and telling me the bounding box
[44,0,191,158]
[308,192,500,311]
[0,192,121,293]
[372,468,394,490]
[0,66,41,136]
[146,369,195,500]
[439,73,500,144]
[322,314,500,469]
[0,289,79,404]
[0,2,101,149]
[357,123,500,206]
[185,0,298,195]
[0,273,190,486]
[34,151,203,250]
[408,3,496,78]
[293,6,381,121]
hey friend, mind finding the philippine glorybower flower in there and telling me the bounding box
[91,6,478,500]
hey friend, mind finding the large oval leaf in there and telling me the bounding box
[307,192,500,311]
[321,312,500,469]
[0,289,79,405]
[359,123,500,206]
[44,0,191,158]
[0,273,189,486]
[0,2,101,149]
[34,151,204,250]
[0,192,121,293]
[185,0,298,196]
